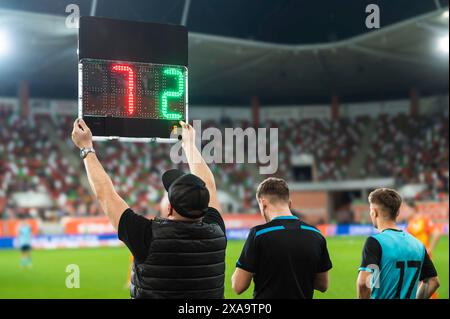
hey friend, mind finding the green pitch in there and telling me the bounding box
[0,236,447,299]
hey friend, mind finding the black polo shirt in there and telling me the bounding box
[237,216,332,299]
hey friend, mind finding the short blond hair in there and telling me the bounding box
[368,188,402,220]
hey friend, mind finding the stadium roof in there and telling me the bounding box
[0,7,448,104]
[0,0,446,45]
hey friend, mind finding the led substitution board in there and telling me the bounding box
[78,17,188,142]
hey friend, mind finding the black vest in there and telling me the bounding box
[130,218,226,299]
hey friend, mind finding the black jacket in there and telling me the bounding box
[130,218,226,299]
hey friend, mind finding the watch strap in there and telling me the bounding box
[80,147,96,159]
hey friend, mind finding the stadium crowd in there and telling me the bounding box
[0,109,448,219]
[271,116,368,181]
[364,114,449,201]
[0,111,88,219]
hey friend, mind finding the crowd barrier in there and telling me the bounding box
[0,233,121,249]
[0,218,447,250]
[353,201,449,223]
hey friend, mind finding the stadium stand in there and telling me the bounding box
[0,100,448,220]
[271,116,368,181]
[364,113,449,201]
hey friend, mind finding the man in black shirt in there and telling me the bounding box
[232,178,332,299]
[71,119,226,298]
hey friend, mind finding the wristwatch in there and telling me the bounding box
[80,147,96,159]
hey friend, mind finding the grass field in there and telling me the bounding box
[0,236,447,299]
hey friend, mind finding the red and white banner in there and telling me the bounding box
[60,214,265,235]
[63,216,118,235]
[0,201,447,237]
[0,219,39,237]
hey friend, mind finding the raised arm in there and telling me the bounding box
[71,119,129,229]
[179,121,221,212]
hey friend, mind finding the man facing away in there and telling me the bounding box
[18,220,33,269]
[71,119,226,299]
[406,200,441,299]
[232,177,332,299]
[406,201,441,257]
[357,188,439,299]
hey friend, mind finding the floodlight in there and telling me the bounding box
[438,35,449,53]
[0,31,10,56]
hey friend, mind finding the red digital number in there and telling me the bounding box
[111,64,135,115]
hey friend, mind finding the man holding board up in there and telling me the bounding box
[71,119,226,299]
[74,16,225,298]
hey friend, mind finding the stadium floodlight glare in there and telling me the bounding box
[438,35,449,53]
[0,30,10,56]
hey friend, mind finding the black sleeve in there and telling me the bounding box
[359,237,382,272]
[236,228,257,273]
[118,208,153,264]
[318,237,333,273]
[420,250,438,281]
[203,207,226,234]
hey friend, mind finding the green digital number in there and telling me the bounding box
[161,67,184,120]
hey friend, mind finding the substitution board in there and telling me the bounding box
[78,16,188,142]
